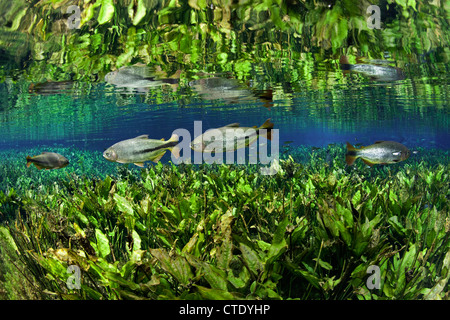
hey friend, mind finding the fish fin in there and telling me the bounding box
[258,119,274,140]
[346,142,357,151]
[224,123,240,128]
[160,138,165,141]
[374,141,385,144]
[134,162,145,167]
[345,155,357,166]
[33,163,44,170]
[265,129,272,141]
[259,118,274,130]
[345,142,358,166]
[134,135,149,139]
[151,152,166,163]
[26,156,32,168]
[339,56,350,64]
[170,146,181,159]
[167,133,179,143]
[362,159,377,167]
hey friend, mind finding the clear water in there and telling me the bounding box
[0,60,448,170]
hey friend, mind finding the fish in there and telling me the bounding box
[28,80,74,95]
[339,56,405,81]
[189,76,273,109]
[103,134,180,167]
[26,152,69,170]
[105,65,164,88]
[345,141,411,167]
[190,119,274,153]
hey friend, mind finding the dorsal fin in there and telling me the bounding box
[224,123,240,127]
[134,135,149,139]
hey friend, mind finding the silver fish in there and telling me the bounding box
[340,56,405,81]
[103,134,180,167]
[345,141,411,167]
[190,119,274,153]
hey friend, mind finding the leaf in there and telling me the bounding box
[313,258,333,271]
[131,230,141,252]
[388,216,406,235]
[265,218,288,268]
[97,0,115,25]
[95,228,111,258]
[0,226,18,252]
[130,0,147,26]
[194,285,236,300]
[149,249,193,286]
[239,243,264,276]
[104,271,140,291]
[186,254,228,291]
[114,194,134,216]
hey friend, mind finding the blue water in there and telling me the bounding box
[0,63,449,169]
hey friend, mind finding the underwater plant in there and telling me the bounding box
[0,145,448,300]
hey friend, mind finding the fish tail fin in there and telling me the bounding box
[339,55,350,65]
[170,145,181,159]
[259,118,274,141]
[151,152,166,163]
[339,56,353,74]
[260,118,274,130]
[26,156,32,168]
[167,133,180,159]
[345,142,358,166]
[168,133,179,143]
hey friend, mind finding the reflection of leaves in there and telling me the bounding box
[97,0,115,25]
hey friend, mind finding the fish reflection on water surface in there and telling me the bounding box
[339,56,405,81]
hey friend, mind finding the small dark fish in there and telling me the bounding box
[28,80,74,95]
[345,141,410,167]
[26,152,69,170]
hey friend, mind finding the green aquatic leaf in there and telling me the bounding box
[149,248,193,286]
[114,194,134,216]
[104,271,140,291]
[95,228,111,258]
[194,285,236,300]
[239,242,264,276]
[265,218,288,267]
[186,254,228,291]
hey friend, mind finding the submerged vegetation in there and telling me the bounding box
[0,0,449,302]
[0,145,449,300]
